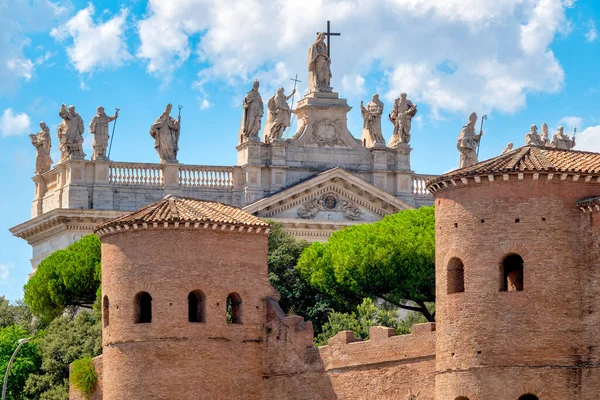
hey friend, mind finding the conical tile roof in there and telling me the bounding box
[96,196,269,232]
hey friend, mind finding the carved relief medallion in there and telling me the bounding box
[308,120,344,147]
[296,192,364,221]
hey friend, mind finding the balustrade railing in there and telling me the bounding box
[109,163,164,186]
[412,174,437,196]
[178,165,234,188]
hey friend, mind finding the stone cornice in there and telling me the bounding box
[427,171,600,195]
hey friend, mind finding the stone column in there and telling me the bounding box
[31,174,46,218]
[393,144,415,206]
[371,147,388,192]
[269,141,287,193]
[92,160,113,210]
[62,159,91,210]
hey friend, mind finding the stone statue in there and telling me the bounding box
[89,106,118,161]
[57,104,85,161]
[502,142,514,154]
[550,126,576,150]
[360,94,385,148]
[541,123,550,146]
[150,104,180,163]
[239,80,264,144]
[388,93,417,147]
[457,112,482,168]
[525,124,542,146]
[264,87,296,144]
[29,122,52,174]
[308,32,332,92]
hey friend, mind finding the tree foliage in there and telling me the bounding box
[297,207,436,321]
[24,311,101,399]
[24,235,101,321]
[71,356,97,398]
[0,325,41,400]
[268,222,352,333]
[0,297,34,332]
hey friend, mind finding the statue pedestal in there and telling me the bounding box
[290,91,360,148]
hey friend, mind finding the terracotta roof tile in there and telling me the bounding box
[96,196,269,232]
[428,146,600,187]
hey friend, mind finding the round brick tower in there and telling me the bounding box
[427,146,600,400]
[95,196,276,400]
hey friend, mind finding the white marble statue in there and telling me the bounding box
[525,124,542,146]
[550,126,576,150]
[30,122,52,174]
[360,94,385,148]
[239,80,264,144]
[264,87,296,144]
[502,142,514,154]
[457,112,482,168]
[150,104,180,163]
[89,106,118,161]
[541,123,550,146]
[308,32,332,92]
[57,104,85,161]
[388,93,417,147]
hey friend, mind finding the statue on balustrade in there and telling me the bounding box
[525,124,542,146]
[541,123,550,146]
[360,94,385,148]
[457,112,482,168]
[308,32,332,92]
[502,142,514,154]
[264,87,296,144]
[239,80,264,144]
[150,103,180,164]
[57,104,85,161]
[550,126,576,150]
[389,93,417,147]
[89,106,118,161]
[30,121,52,174]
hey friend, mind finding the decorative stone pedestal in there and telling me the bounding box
[291,91,361,148]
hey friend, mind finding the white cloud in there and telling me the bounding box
[198,97,212,110]
[0,109,31,137]
[0,0,67,94]
[575,125,600,152]
[559,116,583,130]
[136,0,574,117]
[51,5,131,74]
[586,20,598,42]
[0,264,11,282]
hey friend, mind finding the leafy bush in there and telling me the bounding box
[71,356,97,398]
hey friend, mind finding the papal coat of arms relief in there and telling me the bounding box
[297,193,363,220]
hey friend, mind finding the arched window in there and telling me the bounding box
[103,295,110,327]
[518,395,539,400]
[447,257,465,294]
[134,292,152,323]
[188,290,206,323]
[226,293,242,324]
[455,397,470,400]
[500,253,524,292]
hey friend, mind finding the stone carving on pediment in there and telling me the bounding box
[307,119,345,147]
[296,192,364,221]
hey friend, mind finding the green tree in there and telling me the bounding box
[268,222,352,334]
[24,235,101,322]
[298,207,436,321]
[24,311,101,399]
[0,325,41,400]
[0,297,34,331]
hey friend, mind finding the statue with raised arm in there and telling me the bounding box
[541,123,550,146]
[239,80,263,144]
[457,112,482,168]
[89,106,118,160]
[308,32,332,92]
[57,104,85,161]
[389,93,417,147]
[150,103,180,163]
[264,87,296,144]
[30,121,52,174]
[550,126,576,150]
[525,124,542,146]
[360,94,385,148]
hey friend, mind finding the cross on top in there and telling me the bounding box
[317,20,340,58]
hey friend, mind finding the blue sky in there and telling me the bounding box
[1,0,600,301]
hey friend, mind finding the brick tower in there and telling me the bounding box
[95,196,275,400]
[427,146,600,399]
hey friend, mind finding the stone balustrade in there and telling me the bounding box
[109,162,164,186]
[412,174,436,197]
[179,165,234,188]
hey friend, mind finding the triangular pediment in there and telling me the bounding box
[243,168,413,223]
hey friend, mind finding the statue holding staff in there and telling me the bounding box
[457,112,482,168]
[30,122,52,174]
[264,87,296,144]
[89,106,118,160]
